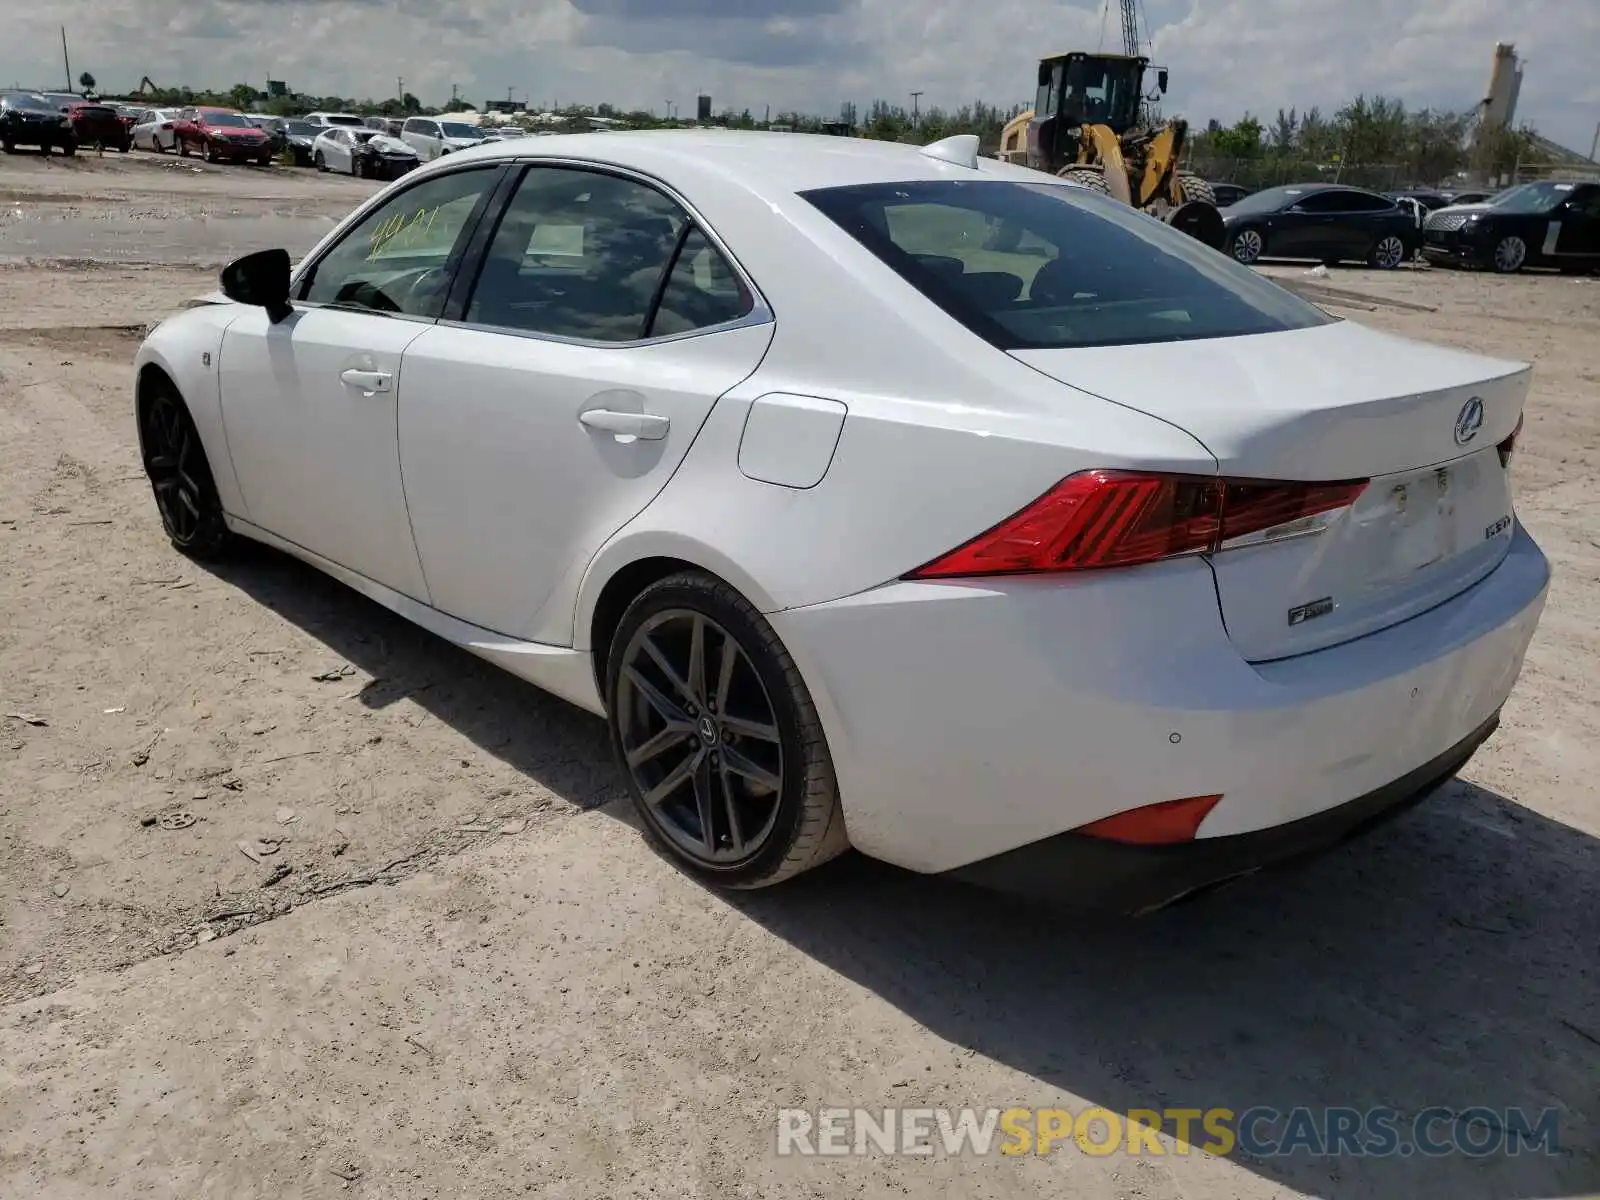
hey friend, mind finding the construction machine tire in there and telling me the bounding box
[1175,173,1218,207]
[1056,167,1111,195]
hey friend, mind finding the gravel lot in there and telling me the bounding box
[1,149,1597,1199]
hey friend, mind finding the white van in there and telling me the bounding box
[400,116,489,161]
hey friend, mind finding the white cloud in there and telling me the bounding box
[4,0,1595,152]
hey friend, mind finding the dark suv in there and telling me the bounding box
[0,91,75,155]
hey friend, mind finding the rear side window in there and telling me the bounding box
[465,166,689,341]
[802,180,1332,350]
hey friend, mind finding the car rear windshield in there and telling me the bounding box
[800,179,1333,351]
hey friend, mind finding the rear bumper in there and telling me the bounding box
[944,710,1500,913]
[771,523,1549,880]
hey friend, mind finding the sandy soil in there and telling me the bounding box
[0,152,1596,1199]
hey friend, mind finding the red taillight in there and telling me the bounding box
[1076,794,1224,844]
[905,470,1369,579]
[1498,413,1523,468]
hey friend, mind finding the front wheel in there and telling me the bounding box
[139,382,233,559]
[1229,226,1264,264]
[314,151,326,172]
[606,573,848,889]
[1491,235,1527,274]
[59,139,75,157]
[177,138,188,157]
[1367,234,1408,269]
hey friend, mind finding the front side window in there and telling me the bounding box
[802,179,1333,350]
[299,167,496,318]
[465,166,691,341]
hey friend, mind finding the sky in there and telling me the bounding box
[4,0,1597,154]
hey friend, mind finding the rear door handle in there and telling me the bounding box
[340,368,392,393]
[579,409,669,441]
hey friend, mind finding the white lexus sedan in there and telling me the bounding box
[132,131,1549,912]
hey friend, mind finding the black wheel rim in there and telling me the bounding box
[142,394,204,544]
[616,610,784,867]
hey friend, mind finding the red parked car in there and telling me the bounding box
[64,101,133,152]
[175,107,273,165]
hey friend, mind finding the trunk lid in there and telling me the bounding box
[1011,320,1529,661]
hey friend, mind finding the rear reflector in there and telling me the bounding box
[1076,794,1223,845]
[1498,413,1523,468]
[906,470,1368,578]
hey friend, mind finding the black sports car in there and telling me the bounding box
[1422,180,1600,274]
[1220,183,1418,269]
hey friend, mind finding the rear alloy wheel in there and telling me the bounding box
[607,573,847,889]
[1230,227,1264,264]
[140,384,232,559]
[1492,235,1527,274]
[1368,234,1407,269]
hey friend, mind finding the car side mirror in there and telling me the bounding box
[1157,69,1169,94]
[221,248,293,324]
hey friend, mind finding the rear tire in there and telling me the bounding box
[1367,234,1408,269]
[60,139,75,157]
[1,138,13,155]
[606,572,848,890]
[314,151,326,172]
[139,381,233,560]
[1057,166,1111,195]
[1175,172,1217,207]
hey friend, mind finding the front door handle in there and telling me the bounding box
[340,368,392,393]
[579,409,669,441]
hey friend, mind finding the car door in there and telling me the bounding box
[218,164,505,600]
[1343,189,1406,257]
[1553,185,1600,258]
[1255,189,1321,257]
[396,163,775,644]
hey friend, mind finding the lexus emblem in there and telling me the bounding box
[1454,397,1486,446]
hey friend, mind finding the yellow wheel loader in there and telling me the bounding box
[998,51,1225,250]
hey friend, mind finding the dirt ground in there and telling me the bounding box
[1,150,1597,1199]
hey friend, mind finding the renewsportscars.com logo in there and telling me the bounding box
[776,1105,1561,1159]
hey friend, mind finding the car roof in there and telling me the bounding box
[417,129,1063,205]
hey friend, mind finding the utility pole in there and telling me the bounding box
[60,26,72,92]
[1591,120,1599,162]
[397,76,404,102]
[910,91,923,129]
[450,82,459,106]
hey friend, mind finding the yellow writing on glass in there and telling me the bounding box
[368,205,441,260]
